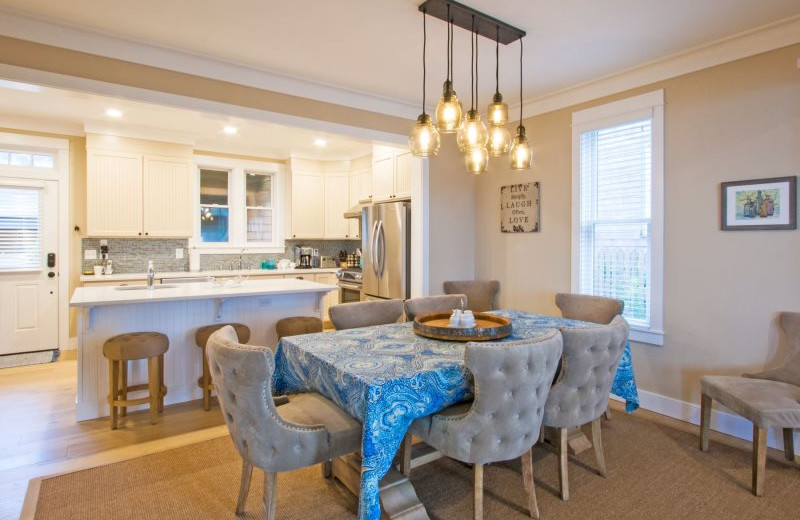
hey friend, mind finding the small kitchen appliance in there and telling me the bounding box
[298,247,313,269]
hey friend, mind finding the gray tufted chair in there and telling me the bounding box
[409,331,563,520]
[443,280,500,312]
[329,299,404,330]
[542,315,629,500]
[700,311,800,496]
[404,294,467,321]
[555,293,624,325]
[206,326,363,518]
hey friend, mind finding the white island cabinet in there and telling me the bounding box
[69,278,335,421]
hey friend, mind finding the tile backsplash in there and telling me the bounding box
[82,238,362,274]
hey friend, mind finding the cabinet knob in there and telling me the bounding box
[138,232,142,236]
[145,232,149,236]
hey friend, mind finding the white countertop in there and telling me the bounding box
[70,278,337,307]
[79,267,341,283]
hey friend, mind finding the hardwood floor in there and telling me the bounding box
[0,351,228,520]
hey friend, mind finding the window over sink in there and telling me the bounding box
[193,155,284,253]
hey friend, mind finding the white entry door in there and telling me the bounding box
[0,179,59,355]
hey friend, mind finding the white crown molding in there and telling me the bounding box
[522,14,800,118]
[0,7,420,120]
[0,113,83,137]
[83,122,196,146]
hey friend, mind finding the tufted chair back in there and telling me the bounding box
[443,280,500,312]
[421,331,563,465]
[206,326,329,472]
[404,294,467,321]
[329,299,404,330]
[543,315,629,429]
[555,293,624,325]
[745,311,800,387]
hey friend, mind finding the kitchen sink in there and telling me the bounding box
[114,284,178,291]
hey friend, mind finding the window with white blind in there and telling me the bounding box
[0,186,41,271]
[571,90,664,345]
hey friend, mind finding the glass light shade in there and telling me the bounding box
[487,124,511,156]
[509,125,533,170]
[456,110,488,152]
[465,145,489,174]
[409,114,441,157]
[486,93,508,126]
[435,80,463,133]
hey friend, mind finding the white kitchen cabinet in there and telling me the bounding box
[355,166,372,202]
[86,149,194,237]
[371,150,417,203]
[324,172,351,239]
[290,170,325,238]
[314,272,338,323]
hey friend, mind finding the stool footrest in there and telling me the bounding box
[112,396,151,407]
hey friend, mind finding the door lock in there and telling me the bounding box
[47,252,56,268]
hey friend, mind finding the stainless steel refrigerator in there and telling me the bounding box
[362,201,410,301]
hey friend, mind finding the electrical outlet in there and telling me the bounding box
[100,239,108,246]
[84,249,97,260]
[176,248,184,259]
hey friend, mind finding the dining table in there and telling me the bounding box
[273,310,639,520]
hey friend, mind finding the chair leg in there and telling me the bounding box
[520,448,540,519]
[321,460,332,478]
[263,470,278,520]
[236,460,253,515]
[783,428,795,461]
[752,425,767,497]
[202,346,211,411]
[158,354,166,412]
[558,427,570,501]
[700,394,712,452]
[473,463,484,520]
[147,356,160,425]
[120,360,128,417]
[399,433,413,477]
[108,359,119,430]
[591,418,607,477]
[604,405,612,421]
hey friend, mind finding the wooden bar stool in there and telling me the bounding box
[276,316,323,341]
[102,332,169,430]
[195,323,250,411]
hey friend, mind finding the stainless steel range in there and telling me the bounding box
[336,267,362,303]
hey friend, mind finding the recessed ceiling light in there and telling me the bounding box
[314,138,327,147]
[105,108,123,118]
[223,126,238,135]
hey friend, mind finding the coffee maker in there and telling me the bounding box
[298,246,313,269]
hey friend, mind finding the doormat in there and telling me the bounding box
[0,349,59,369]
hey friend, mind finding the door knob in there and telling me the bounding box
[48,272,55,278]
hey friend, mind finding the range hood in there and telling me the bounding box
[344,202,365,219]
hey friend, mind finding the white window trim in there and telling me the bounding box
[191,155,285,254]
[570,90,665,346]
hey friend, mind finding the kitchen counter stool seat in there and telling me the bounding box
[102,331,169,430]
[195,323,251,411]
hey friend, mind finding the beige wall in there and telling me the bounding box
[474,43,800,404]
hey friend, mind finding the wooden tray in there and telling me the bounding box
[413,312,512,341]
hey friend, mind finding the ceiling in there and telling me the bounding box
[0,0,798,157]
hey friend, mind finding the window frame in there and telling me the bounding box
[571,90,665,345]
[192,155,284,254]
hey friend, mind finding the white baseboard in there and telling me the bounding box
[628,388,796,454]
[63,337,77,351]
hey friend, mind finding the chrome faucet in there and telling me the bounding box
[147,260,156,289]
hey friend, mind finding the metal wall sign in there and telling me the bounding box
[500,182,540,232]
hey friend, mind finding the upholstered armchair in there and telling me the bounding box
[700,311,800,496]
[409,331,563,519]
[542,315,630,500]
[554,293,624,325]
[404,294,467,321]
[443,280,500,312]
[206,326,363,518]
[329,299,404,330]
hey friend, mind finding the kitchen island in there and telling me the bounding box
[69,278,336,420]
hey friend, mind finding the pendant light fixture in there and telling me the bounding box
[509,36,533,170]
[457,17,488,156]
[409,9,441,157]
[434,5,463,133]
[487,26,511,157]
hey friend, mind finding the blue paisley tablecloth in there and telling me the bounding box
[273,310,639,520]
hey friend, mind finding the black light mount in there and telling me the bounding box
[418,0,525,44]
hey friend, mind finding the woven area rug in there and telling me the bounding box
[28,411,800,519]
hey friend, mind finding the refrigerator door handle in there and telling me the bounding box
[378,220,387,277]
[371,219,381,277]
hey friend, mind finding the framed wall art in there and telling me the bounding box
[721,176,796,231]
[501,182,540,233]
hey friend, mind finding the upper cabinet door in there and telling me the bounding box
[291,171,324,238]
[371,156,394,203]
[324,172,350,238]
[142,155,194,237]
[393,152,416,200]
[86,150,143,236]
